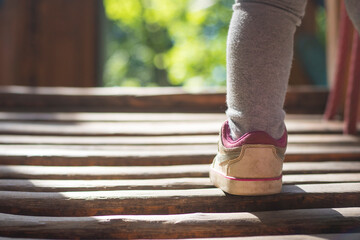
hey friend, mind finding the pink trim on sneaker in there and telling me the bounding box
[221,121,287,148]
[212,168,282,181]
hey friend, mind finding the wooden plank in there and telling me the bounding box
[0,178,213,192]
[1,173,360,192]
[0,111,324,121]
[2,234,360,240]
[0,144,360,165]
[0,208,359,238]
[0,134,219,145]
[0,183,359,216]
[0,112,328,123]
[0,121,221,136]
[0,164,209,180]
[0,134,359,146]
[0,86,327,113]
[0,118,351,136]
[0,112,227,122]
[0,86,227,113]
[1,162,360,180]
[288,134,360,145]
[0,152,212,166]
[283,161,360,173]
[283,173,360,184]
[187,233,360,240]
[3,143,360,153]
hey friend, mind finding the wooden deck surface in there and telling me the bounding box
[0,87,359,239]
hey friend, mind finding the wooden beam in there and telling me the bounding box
[187,234,360,240]
[1,173,360,192]
[0,208,359,238]
[0,183,359,216]
[0,162,359,180]
[0,117,353,136]
[0,142,360,165]
[0,112,227,122]
[0,86,327,113]
[0,133,358,146]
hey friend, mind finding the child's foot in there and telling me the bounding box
[210,121,287,196]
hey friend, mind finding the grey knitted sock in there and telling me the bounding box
[345,0,360,34]
[226,0,307,140]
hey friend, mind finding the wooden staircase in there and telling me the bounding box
[0,86,359,239]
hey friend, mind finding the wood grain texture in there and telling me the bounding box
[2,234,360,240]
[0,1,99,87]
[0,90,358,239]
[187,233,360,240]
[0,0,34,86]
[1,173,360,192]
[1,162,360,180]
[0,134,219,145]
[0,112,227,122]
[0,133,358,146]
[0,208,359,238]
[0,86,327,113]
[0,118,351,136]
[0,144,360,166]
[0,183,359,216]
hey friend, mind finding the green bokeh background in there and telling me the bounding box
[102,0,326,88]
[103,0,232,88]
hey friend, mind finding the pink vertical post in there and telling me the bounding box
[324,2,353,120]
[344,33,360,134]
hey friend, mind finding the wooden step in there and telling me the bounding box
[0,183,359,216]
[0,118,352,136]
[1,162,360,180]
[0,103,359,238]
[0,208,358,239]
[1,144,360,166]
[1,173,360,192]
[1,133,359,145]
[0,147,360,166]
[0,112,227,122]
[0,86,327,113]
[197,233,360,240]
[1,234,360,240]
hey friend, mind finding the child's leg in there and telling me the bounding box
[345,0,360,33]
[226,0,307,140]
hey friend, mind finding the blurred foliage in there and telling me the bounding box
[102,0,327,88]
[315,5,326,47]
[103,0,233,88]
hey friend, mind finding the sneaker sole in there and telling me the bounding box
[209,166,282,196]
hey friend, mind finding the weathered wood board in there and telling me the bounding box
[0,88,359,238]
